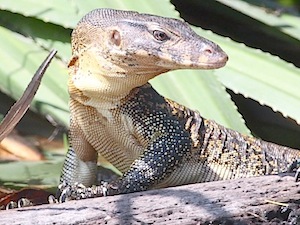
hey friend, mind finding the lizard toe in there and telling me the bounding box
[287,159,300,182]
[295,167,300,182]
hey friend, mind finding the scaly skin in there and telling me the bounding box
[58,8,299,201]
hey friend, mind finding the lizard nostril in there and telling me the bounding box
[224,54,229,61]
[204,48,213,55]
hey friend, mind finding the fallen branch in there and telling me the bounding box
[0,174,299,225]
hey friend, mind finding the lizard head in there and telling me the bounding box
[68,9,228,103]
[70,8,228,73]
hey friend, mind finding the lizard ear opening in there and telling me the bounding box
[68,56,79,68]
[110,30,121,46]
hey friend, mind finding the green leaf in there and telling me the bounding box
[0,0,78,28]
[0,0,179,29]
[0,158,64,189]
[0,26,69,126]
[0,10,72,62]
[216,0,300,41]
[218,45,300,124]
[189,25,300,125]
[72,0,179,19]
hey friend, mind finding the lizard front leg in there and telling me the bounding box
[112,130,192,194]
[58,117,98,202]
[58,120,192,201]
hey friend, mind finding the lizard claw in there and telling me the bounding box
[288,159,300,182]
[5,201,17,210]
[17,198,33,208]
[5,198,33,210]
[48,195,58,204]
[295,167,300,182]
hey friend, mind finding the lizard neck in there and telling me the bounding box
[68,49,168,109]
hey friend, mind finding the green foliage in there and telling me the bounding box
[199,27,300,123]
[0,157,64,189]
[218,0,300,40]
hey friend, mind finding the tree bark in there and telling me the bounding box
[0,174,299,225]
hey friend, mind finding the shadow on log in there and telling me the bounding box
[0,174,299,225]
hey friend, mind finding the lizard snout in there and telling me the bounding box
[197,43,228,69]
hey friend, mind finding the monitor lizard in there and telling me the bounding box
[58,8,300,202]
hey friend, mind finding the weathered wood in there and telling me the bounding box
[0,174,299,225]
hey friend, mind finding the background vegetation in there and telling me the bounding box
[0,0,299,190]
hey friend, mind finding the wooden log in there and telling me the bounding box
[0,174,299,225]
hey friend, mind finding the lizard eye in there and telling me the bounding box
[153,30,169,42]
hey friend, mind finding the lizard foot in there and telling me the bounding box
[57,181,118,203]
[5,198,33,210]
[295,168,300,182]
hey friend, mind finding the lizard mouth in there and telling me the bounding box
[155,51,228,70]
[199,60,228,69]
[200,53,229,69]
[161,47,228,70]
[184,56,228,70]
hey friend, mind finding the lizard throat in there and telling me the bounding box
[68,50,170,108]
[69,70,160,109]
